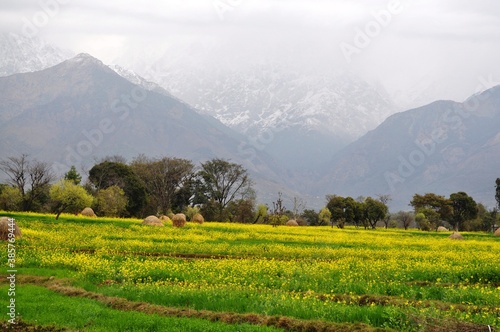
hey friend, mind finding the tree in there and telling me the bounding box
[131,156,195,214]
[0,154,54,211]
[496,178,500,210]
[364,197,388,229]
[0,185,22,211]
[95,185,128,217]
[269,192,286,227]
[318,207,331,226]
[49,180,93,219]
[410,193,452,230]
[395,211,414,230]
[326,195,346,228]
[302,209,319,226]
[88,161,146,216]
[253,204,268,224]
[64,166,82,185]
[291,197,306,220]
[197,159,252,221]
[415,212,431,231]
[449,192,478,231]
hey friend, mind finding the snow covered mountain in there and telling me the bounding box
[123,57,396,171]
[0,33,72,77]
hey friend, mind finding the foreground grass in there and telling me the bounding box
[1,211,499,331]
[0,284,279,332]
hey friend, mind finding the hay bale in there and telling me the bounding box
[81,207,97,217]
[172,213,186,228]
[437,226,448,232]
[0,217,22,241]
[142,215,164,227]
[286,219,299,226]
[494,228,500,237]
[449,232,464,240]
[159,215,172,222]
[191,213,204,224]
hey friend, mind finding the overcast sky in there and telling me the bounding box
[2,0,500,107]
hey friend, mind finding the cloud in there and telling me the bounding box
[2,0,500,107]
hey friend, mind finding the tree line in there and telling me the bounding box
[0,154,499,231]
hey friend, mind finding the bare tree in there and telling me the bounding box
[291,196,306,220]
[197,158,252,221]
[396,211,414,230]
[0,154,54,211]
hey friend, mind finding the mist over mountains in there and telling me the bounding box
[0,35,499,211]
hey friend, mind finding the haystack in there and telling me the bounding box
[191,213,204,224]
[172,213,186,228]
[286,219,299,226]
[494,228,500,237]
[159,215,172,222]
[142,215,164,226]
[437,226,448,232]
[0,217,22,241]
[81,207,97,217]
[449,232,464,240]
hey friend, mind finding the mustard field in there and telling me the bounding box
[1,212,499,331]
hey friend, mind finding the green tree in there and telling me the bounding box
[88,161,146,217]
[196,159,252,221]
[0,185,22,211]
[49,180,93,219]
[253,204,268,224]
[415,212,431,231]
[410,193,452,229]
[326,195,346,228]
[318,207,331,226]
[302,209,319,225]
[64,166,82,185]
[449,192,478,231]
[95,185,128,217]
[364,197,388,229]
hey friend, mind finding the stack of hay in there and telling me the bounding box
[449,232,464,240]
[0,217,22,241]
[81,207,97,218]
[159,215,172,223]
[142,215,164,227]
[172,213,186,228]
[286,219,299,226]
[191,213,204,224]
[437,226,448,232]
[494,228,500,237]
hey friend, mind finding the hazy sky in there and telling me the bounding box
[2,0,500,107]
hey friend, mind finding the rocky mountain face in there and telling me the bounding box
[0,33,72,77]
[317,86,500,210]
[0,54,292,204]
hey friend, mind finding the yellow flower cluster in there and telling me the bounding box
[6,216,500,327]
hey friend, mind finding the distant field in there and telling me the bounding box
[1,212,499,331]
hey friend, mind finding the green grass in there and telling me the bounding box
[1,285,280,332]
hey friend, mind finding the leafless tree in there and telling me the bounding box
[0,154,54,211]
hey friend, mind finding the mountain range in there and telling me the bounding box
[0,36,499,211]
[318,88,500,209]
